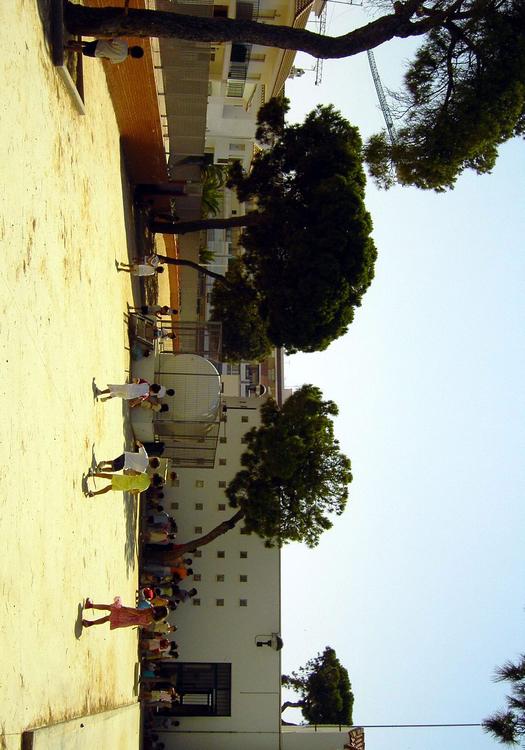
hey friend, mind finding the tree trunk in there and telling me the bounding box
[147,510,245,561]
[281,701,304,712]
[149,212,261,235]
[155,255,228,284]
[64,1,445,60]
[136,183,187,199]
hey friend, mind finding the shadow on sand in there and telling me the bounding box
[74,602,84,639]
[121,399,139,575]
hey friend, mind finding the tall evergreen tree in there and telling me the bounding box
[282,647,354,725]
[484,653,525,746]
[149,385,352,558]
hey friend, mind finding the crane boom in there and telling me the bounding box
[314,4,327,85]
[367,49,396,143]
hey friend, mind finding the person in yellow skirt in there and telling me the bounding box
[87,472,163,497]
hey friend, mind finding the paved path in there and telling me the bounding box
[0,2,145,745]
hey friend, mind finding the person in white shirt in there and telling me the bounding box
[65,38,144,64]
[94,441,161,474]
[117,262,165,277]
[96,379,150,401]
[140,304,179,317]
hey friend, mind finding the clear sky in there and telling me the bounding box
[280,5,525,750]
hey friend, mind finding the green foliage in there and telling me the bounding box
[254,96,289,145]
[362,132,396,190]
[283,646,354,725]
[210,259,273,363]
[484,653,525,746]
[364,0,525,191]
[225,385,352,547]
[198,246,216,264]
[219,98,377,356]
[201,164,227,216]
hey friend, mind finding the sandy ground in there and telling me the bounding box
[0,1,148,745]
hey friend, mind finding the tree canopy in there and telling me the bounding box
[364,0,525,190]
[226,385,352,547]
[65,0,525,192]
[210,258,273,363]
[282,646,354,725]
[160,385,352,558]
[483,652,525,746]
[209,98,377,357]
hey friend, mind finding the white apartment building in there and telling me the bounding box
[176,0,326,316]
[206,0,327,170]
[150,392,358,750]
[151,393,282,749]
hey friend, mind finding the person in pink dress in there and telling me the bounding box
[82,597,168,630]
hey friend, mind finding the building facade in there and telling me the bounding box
[153,393,282,749]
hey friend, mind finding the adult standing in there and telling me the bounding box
[95,441,159,474]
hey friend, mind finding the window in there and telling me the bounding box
[195,480,205,488]
[218,481,226,489]
[194,550,202,558]
[171,502,179,510]
[217,551,225,558]
[193,574,202,582]
[239,599,248,607]
[219,458,227,466]
[230,42,248,62]
[218,503,226,511]
[194,526,203,534]
[241,416,249,423]
[195,503,204,511]
[226,80,244,98]
[216,574,225,582]
[235,2,255,20]
[193,599,201,606]
[164,662,232,717]
[216,599,225,607]
[240,551,248,559]
[240,527,250,535]
[229,143,246,152]
[219,437,227,444]
[240,575,248,583]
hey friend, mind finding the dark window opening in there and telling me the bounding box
[154,662,232,717]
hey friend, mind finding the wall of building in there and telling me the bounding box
[282,726,357,750]
[156,395,282,749]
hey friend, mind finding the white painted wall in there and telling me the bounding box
[156,395,282,749]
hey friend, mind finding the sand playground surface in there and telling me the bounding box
[0,2,172,746]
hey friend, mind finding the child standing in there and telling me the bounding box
[82,597,168,629]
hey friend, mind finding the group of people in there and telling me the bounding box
[135,486,199,719]
[84,374,176,495]
[96,377,174,411]
[141,305,179,344]
[85,439,165,497]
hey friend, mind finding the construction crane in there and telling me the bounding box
[310,0,396,138]
[313,4,327,85]
[366,49,396,143]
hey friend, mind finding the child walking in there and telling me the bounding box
[82,597,168,629]
[87,472,164,497]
